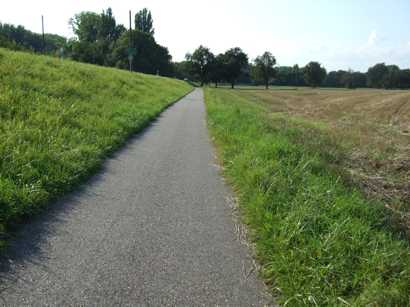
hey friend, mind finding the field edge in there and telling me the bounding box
[204,87,410,306]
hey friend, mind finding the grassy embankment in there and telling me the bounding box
[0,48,192,242]
[205,88,410,306]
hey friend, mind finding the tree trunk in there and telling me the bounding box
[231,82,234,89]
[265,79,269,90]
[215,81,218,88]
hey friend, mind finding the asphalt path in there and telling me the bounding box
[0,89,272,306]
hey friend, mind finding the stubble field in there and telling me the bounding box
[241,87,410,229]
[205,86,410,305]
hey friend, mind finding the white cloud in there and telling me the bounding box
[357,30,381,55]
[367,30,378,46]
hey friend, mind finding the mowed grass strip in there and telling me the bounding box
[205,88,410,306]
[0,48,192,240]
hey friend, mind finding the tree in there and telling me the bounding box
[97,8,125,66]
[274,66,293,86]
[135,8,154,36]
[69,9,124,65]
[0,22,66,53]
[223,47,248,89]
[352,72,367,88]
[292,65,304,86]
[254,52,276,89]
[70,12,101,42]
[304,62,326,87]
[384,65,400,89]
[173,61,194,80]
[209,54,225,88]
[396,69,410,89]
[112,29,173,76]
[367,63,388,88]
[367,63,410,89]
[324,70,347,88]
[186,46,215,86]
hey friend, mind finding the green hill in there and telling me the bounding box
[0,48,191,239]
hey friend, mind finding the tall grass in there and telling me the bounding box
[205,88,410,306]
[0,48,191,240]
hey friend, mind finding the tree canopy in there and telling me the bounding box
[209,54,225,88]
[254,51,276,89]
[0,22,66,53]
[185,46,215,86]
[69,9,125,66]
[135,8,154,36]
[113,29,173,75]
[304,62,327,87]
[222,47,249,89]
[66,7,172,75]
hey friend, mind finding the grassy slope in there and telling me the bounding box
[0,48,191,238]
[205,88,410,306]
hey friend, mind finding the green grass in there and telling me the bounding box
[0,48,192,241]
[205,88,410,306]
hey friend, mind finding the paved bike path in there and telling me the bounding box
[0,89,272,306]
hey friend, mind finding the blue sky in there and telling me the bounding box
[1,0,409,71]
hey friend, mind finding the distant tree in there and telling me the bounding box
[70,12,101,42]
[272,65,306,87]
[209,54,225,87]
[304,62,326,87]
[292,64,304,86]
[367,63,388,88]
[135,8,154,36]
[397,69,410,89]
[254,52,276,89]
[69,11,105,64]
[0,22,66,53]
[274,66,292,85]
[173,61,194,80]
[341,69,355,89]
[323,70,366,89]
[367,63,410,89]
[186,46,215,86]
[324,70,346,88]
[222,47,248,89]
[249,63,258,85]
[69,8,124,65]
[112,29,173,76]
[350,72,367,88]
[384,65,400,89]
[98,8,125,66]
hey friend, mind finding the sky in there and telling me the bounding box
[1,0,410,71]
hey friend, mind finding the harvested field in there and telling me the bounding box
[239,88,410,232]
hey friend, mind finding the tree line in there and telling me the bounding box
[0,8,174,76]
[0,22,66,53]
[1,10,410,89]
[179,45,410,89]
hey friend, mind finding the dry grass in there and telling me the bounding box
[239,87,410,232]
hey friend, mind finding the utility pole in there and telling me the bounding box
[128,10,132,72]
[41,15,45,53]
